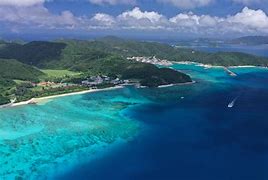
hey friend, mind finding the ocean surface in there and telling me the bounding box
[1,50,268,179]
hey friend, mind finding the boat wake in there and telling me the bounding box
[228,97,239,108]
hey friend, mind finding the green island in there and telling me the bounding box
[1,36,268,105]
[229,36,268,45]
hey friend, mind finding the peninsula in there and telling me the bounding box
[1,36,268,106]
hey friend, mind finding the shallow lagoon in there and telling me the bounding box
[1,64,268,179]
[0,88,148,179]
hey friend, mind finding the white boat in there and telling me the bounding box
[228,97,238,108]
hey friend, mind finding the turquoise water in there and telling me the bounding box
[0,88,149,179]
[1,64,268,179]
[60,65,268,179]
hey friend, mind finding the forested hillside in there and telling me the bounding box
[1,36,268,105]
[0,41,66,67]
[91,36,268,66]
[229,36,268,45]
[0,36,267,69]
[0,59,44,81]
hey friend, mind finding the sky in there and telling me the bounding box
[0,0,268,40]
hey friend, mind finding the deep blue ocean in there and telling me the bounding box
[57,66,268,180]
[1,45,268,180]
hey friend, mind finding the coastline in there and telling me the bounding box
[157,81,196,88]
[228,65,268,69]
[2,86,124,109]
[172,61,223,68]
[1,61,266,109]
[172,61,268,69]
[0,81,197,109]
[171,61,268,77]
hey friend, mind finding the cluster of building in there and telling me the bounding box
[127,56,173,66]
[82,75,129,87]
[29,75,130,90]
[36,81,75,88]
[37,81,57,87]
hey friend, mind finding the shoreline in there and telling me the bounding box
[157,81,196,88]
[2,86,124,109]
[172,61,222,68]
[0,81,197,109]
[172,61,268,69]
[171,61,268,77]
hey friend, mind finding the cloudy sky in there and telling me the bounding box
[0,0,268,40]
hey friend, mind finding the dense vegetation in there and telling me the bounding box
[91,36,268,66]
[0,59,44,81]
[190,52,268,66]
[1,36,267,69]
[14,85,88,102]
[0,77,15,91]
[53,36,268,67]
[122,65,191,87]
[229,36,268,45]
[0,78,15,105]
[0,95,10,105]
[0,37,194,105]
[1,36,268,105]
[0,41,66,67]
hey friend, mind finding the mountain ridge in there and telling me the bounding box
[229,36,268,45]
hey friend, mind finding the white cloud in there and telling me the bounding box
[232,0,262,5]
[117,7,168,29]
[169,12,224,34]
[0,4,268,37]
[108,7,268,35]
[227,7,268,29]
[0,0,46,7]
[90,13,116,29]
[157,0,213,9]
[0,0,79,29]
[88,7,168,30]
[88,0,136,5]
[168,7,268,35]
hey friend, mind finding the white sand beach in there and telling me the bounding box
[172,61,223,68]
[158,81,196,88]
[7,86,124,108]
[172,61,268,69]
[229,65,257,68]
